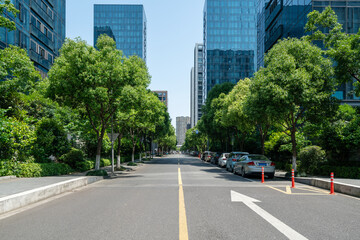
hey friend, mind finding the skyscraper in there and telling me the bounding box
[153,90,168,108]
[190,43,204,128]
[257,0,360,103]
[176,116,190,146]
[94,4,147,61]
[0,0,66,78]
[203,0,257,100]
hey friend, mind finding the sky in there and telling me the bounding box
[66,0,205,128]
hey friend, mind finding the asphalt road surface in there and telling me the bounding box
[1,154,359,240]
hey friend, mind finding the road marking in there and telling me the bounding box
[231,191,308,240]
[286,186,292,194]
[267,185,329,195]
[178,168,189,240]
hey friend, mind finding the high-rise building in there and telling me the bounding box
[257,0,360,104]
[190,43,204,128]
[153,90,168,108]
[203,0,257,100]
[0,0,66,78]
[94,4,147,61]
[176,116,190,146]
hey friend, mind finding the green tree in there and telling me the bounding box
[0,0,18,31]
[48,35,149,170]
[305,6,360,95]
[214,78,254,151]
[258,38,335,171]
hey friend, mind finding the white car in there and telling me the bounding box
[218,153,229,167]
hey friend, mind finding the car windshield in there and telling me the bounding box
[224,153,229,158]
[248,155,269,161]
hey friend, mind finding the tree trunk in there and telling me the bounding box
[95,135,103,170]
[116,134,122,169]
[290,129,297,172]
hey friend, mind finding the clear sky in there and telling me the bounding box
[66,0,204,128]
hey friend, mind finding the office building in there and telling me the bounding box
[176,116,190,146]
[257,0,360,103]
[0,0,66,78]
[190,43,204,128]
[94,4,146,61]
[203,0,257,100]
[153,90,168,108]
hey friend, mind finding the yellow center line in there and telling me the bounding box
[178,168,189,240]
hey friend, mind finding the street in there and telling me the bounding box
[1,154,360,240]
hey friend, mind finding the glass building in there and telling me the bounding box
[0,0,66,78]
[94,4,147,62]
[257,0,360,103]
[190,43,204,128]
[203,0,257,100]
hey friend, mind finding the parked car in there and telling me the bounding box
[234,154,275,179]
[218,153,229,167]
[226,151,249,172]
[210,152,222,165]
[203,151,214,162]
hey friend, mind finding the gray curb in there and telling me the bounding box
[276,175,360,198]
[0,176,103,215]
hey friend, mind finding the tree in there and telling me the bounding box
[305,6,360,95]
[0,0,18,31]
[48,35,149,170]
[214,78,254,151]
[182,124,207,153]
[200,82,234,151]
[258,38,335,171]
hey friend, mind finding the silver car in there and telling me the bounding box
[218,153,229,167]
[234,154,275,179]
[226,152,249,172]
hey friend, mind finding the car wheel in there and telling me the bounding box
[268,173,275,179]
[232,167,236,174]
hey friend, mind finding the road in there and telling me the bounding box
[1,154,360,239]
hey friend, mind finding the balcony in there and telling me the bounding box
[31,1,54,29]
[30,24,54,50]
[29,49,51,71]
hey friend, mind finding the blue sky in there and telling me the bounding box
[66,0,204,128]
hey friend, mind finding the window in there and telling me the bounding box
[40,47,45,58]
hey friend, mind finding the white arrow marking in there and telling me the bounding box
[231,191,308,240]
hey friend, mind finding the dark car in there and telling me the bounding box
[210,152,222,165]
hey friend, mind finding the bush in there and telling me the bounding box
[298,146,326,175]
[127,162,137,166]
[75,160,94,172]
[86,169,108,176]
[60,148,85,169]
[317,166,360,179]
[100,158,111,167]
[0,160,73,177]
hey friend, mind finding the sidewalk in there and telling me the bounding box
[275,171,360,198]
[0,160,147,216]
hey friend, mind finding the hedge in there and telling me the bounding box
[316,166,360,179]
[0,161,73,177]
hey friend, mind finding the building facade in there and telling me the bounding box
[190,43,204,128]
[176,116,190,146]
[0,0,66,78]
[203,0,257,100]
[153,90,168,108]
[94,4,147,61]
[257,0,360,103]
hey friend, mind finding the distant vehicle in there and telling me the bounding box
[203,151,214,162]
[234,154,275,179]
[218,153,229,167]
[210,152,222,165]
[226,151,249,172]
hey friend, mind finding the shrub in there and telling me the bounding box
[298,146,326,175]
[75,160,94,172]
[0,160,73,177]
[100,158,111,167]
[317,166,360,179]
[127,162,137,166]
[60,148,85,169]
[86,169,108,176]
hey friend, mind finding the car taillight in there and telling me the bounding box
[271,162,275,166]
[247,162,255,166]
[232,158,236,162]
[223,157,226,160]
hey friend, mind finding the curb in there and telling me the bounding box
[0,176,103,215]
[0,176,17,181]
[276,174,360,198]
